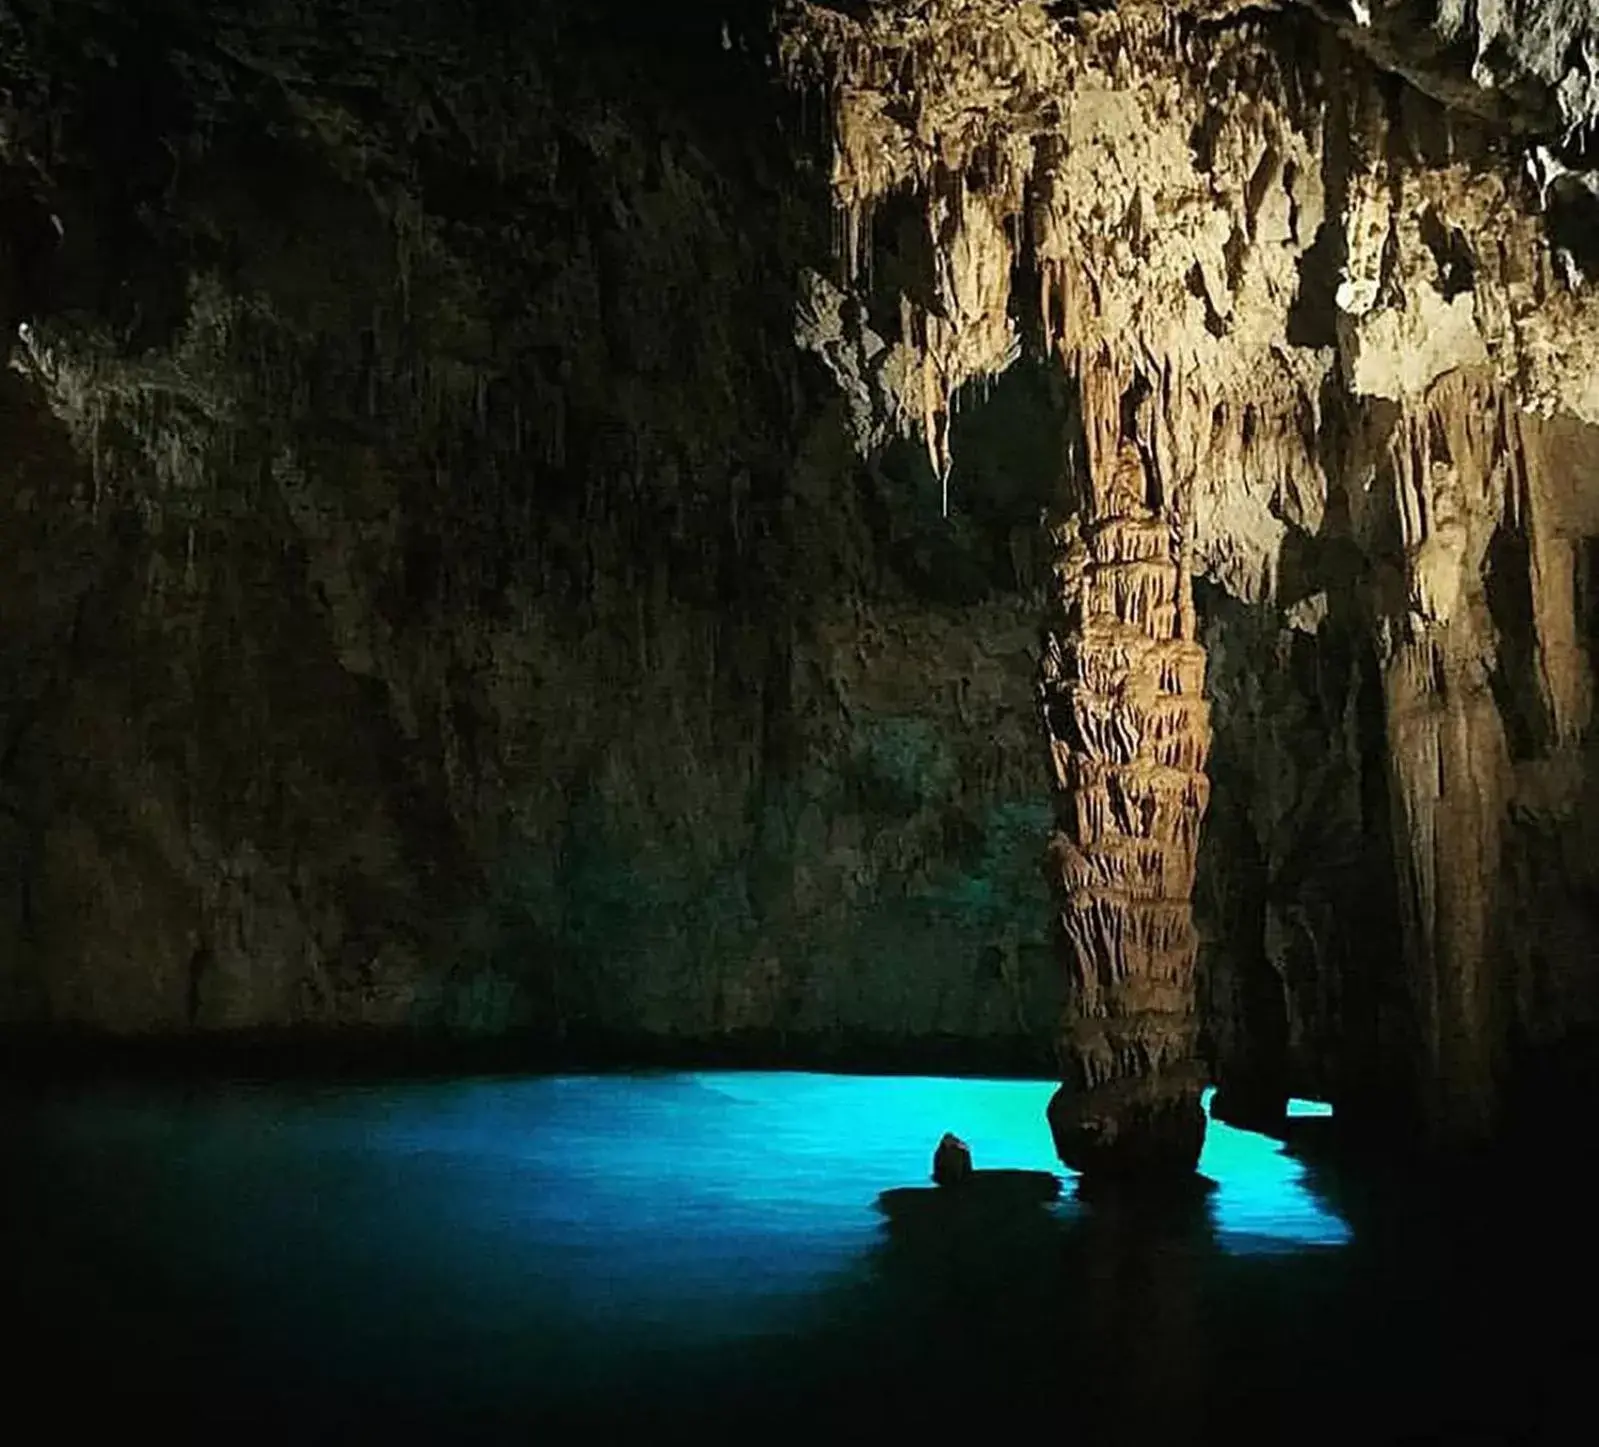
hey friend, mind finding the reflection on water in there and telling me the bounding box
[1196,1087,1350,1250]
[0,1070,1586,1440]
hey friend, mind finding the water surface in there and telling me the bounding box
[1,1071,1586,1440]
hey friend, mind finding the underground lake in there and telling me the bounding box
[0,1070,1590,1442]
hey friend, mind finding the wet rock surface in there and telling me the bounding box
[931,1130,974,1185]
[880,1168,1062,1219]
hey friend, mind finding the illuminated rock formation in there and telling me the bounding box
[1041,432,1212,1173]
[784,0,1599,1157]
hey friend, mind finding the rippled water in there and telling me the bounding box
[0,1071,1587,1441]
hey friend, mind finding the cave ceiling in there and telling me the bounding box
[783,0,1599,600]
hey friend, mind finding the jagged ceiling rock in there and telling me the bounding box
[1335,131,1599,422]
[782,0,1599,602]
[1302,0,1599,138]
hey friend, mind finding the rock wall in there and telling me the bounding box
[0,1,1064,1059]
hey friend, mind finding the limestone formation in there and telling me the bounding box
[1041,437,1212,1174]
[783,0,1599,1157]
[932,1130,974,1184]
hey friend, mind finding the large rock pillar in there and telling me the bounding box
[1382,635,1508,1143]
[1040,440,1213,1176]
[1377,380,1514,1145]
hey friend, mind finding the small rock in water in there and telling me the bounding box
[932,1132,973,1186]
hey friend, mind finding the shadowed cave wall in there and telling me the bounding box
[0,0,1070,1065]
[3,0,1599,1146]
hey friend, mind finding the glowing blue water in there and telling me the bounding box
[1286,1095,1334,1117]
[1,1071,1349,1432]
[22,1073,1343,1324]
[7,1070,1582,1439]
[1197,1086,1350,1250]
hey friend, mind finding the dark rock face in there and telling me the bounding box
[0,2,1062,1054]
[1195,582,1413,1133]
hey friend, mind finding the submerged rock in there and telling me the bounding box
[887,1139,1059,1240]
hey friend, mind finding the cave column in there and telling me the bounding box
[1382,630,1507,1143]
[1040,429,1213,1176]
[1377,382,1515,1145]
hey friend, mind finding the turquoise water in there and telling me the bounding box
[0,1070,1583,1440]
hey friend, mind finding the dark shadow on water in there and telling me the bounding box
[732,1157,1597,1443]
[811,1170,1227,1437]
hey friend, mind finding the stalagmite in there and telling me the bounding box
[1040,434,1213,1174]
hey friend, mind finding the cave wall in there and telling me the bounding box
[4,0,1599,1147]
[1195,582,1411,1128]
[0,0,1063,1055]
